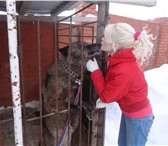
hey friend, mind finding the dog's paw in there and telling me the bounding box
[82,101,97,121]
[69,104,79,130]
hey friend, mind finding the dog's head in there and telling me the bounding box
[59,42,101,76]
[59,42,101,59]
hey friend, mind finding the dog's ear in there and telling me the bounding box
[59,46,69,57]
[75,42,88,48]
[81,42,88,47]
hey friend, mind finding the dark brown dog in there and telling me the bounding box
[41,42,101,146]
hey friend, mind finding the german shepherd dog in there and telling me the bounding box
[41,42,101,146]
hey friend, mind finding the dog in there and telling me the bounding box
[41,41,101,146]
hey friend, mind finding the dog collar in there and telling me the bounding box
[60,59,79,79]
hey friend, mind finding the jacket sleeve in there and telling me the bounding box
[90,69,131,103]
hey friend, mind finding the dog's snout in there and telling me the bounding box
[83,43,102,58]
[97,43,101,49]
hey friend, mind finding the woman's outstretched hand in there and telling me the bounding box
[96,98,107,109]
[86,57,99,72]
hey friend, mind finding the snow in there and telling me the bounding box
[104,64,168,146]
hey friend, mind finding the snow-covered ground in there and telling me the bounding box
[105,64,168,146]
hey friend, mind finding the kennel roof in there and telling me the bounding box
[0,0,156,16]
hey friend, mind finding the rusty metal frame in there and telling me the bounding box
[57,3,109,146]
[0,2,109,146]
[57,6,95,146]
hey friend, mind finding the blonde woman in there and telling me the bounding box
[86,23,154,146]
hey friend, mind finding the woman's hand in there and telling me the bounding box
[86,57,99,72]
[96,98,107,109]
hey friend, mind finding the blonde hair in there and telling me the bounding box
[104,23,154,66]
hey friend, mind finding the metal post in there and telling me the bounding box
[91,2,109,146]
[6,0,23,145]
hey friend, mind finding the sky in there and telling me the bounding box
[104,64,168,146]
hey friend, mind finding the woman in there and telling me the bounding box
[86,23,154,146]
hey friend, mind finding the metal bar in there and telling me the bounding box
[54,21,59,146]
[58,16,97,23]
[88,26,95,146]
[58,34,96,38]
[91,2,109,146]
[0,121,3,146]
[79,25,85,146]
[37,20,43,146]
[58,23,95,31]
[98,3,109,146]
[18,16,27,146]
[152,26,160,68]
[6,0,23,145]
[82,21,98,26]
[0,15,97,24]
[88,71,93,146]
[26,112,55,122]
[58,41,69,46]
[91,27,94,44]
[1,112,56,124]
[68,16,73,146]
[13,15,58,22]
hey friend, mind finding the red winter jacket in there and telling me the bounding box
[90,48,149,113]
